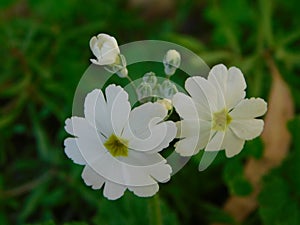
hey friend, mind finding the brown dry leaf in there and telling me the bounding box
[212,55,295,225]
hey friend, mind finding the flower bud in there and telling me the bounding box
[137,82,152,102]
[160,80,178,99]
[143,72,157,89]
[104,54,128,78]
[163,49,181,76]
[90,33,120,66]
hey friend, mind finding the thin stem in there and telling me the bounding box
[149,194,163,225]
[164,106,174,121]
[126,75,137,90]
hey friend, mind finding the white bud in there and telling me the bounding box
[137,82,152,102]
[143,72,157,89]
[104,54,128,78]
[89,33,120,66]
[161,80,178,99]
[163,49,181,76]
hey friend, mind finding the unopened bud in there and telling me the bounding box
[161,80,178,99]
[163,49,181,76]
[137,82,152,102]
[143,72,157,89]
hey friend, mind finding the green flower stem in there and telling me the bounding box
[164,106,174,121]
[126,75,137,90]
[149,194,163,225]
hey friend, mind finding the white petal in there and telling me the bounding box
[175,136,201,156]
[90,58,101,65]
[97,33,119,51]
[207,64,228,96]
[205,131,225,151]
[65,117,107,162]
[128,183,159,197]
[146,121,177,154]
[89,153,157,186]
[123,102,166,139]
[222,129,245,157]
[172,92,200,120]
[122,103,175,153]
[84,89,112,137]
[230,119,264,140]
[208,64,246,110]
[226,67,246,109]
[65,116,92,137]
[105,85,131,136]
[81,165,105,189]
[230,98,267,119]
[84,90,100,124]
[103,181,126,200]
[89,36,97,51]
[145,162,172,183]
[175,119,212,156]
[64,138,86,165]
[121,151,166,167]
[185,76,220,112]
[125,118,171,152]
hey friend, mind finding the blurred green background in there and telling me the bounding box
[1,0,300,224]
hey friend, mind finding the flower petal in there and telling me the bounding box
[64,138,86,165]
[229,98,267,119]
[65,117,95,138]
[89,36,97,51]
[172,92,200,120]
[230,119,264,140]
[84,89,112,137]
[122,102,176,153]
[226,67,246,109]
[175,120,211,156]
[145,162,172,183]
[207,64,228,96]
[97,34,119,53]
[105,85,131,136]
[208,64,246,110]
[65,117,107,162]
[128,183,159,197]
[222,129,245,157]
[125,117,171,152]
[89,153,157,186]
[205,131,225,151]
[103,181,126,200]
[175,136,201,156]
[185,76,220,112]
[81,165,105,190]
[146,121,177,154]
[123,102,166,139]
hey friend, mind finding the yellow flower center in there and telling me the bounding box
[104,134,129,157]
[212,108,232,131]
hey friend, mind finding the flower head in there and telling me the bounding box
[64,85,176,200]
[163,49,181,76]
[90,33,120,66]
[173,64,267,158]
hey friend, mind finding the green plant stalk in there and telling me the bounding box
[149,194,163,225]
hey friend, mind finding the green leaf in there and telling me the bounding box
[223,159,253,196]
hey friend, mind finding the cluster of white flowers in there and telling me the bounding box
[64,33,267,200]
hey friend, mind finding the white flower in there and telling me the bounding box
[64,85,176,200]
[173,64,267,158]
[163,49,181,76]
[89,33,120,65]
